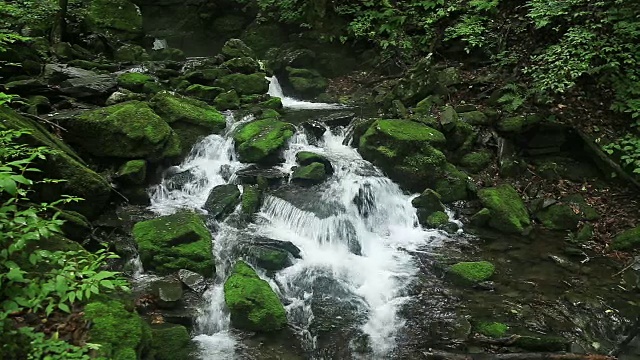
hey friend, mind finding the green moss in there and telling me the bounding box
[449,261,495,283]
[296,151,333,174]
[221,39,255,59]
[84,299,150,359]
[87,0,143,41]
[459,111,489,126]
[0,107,112,218]
[62,101,173,159]
[498,115,542,133]
[249,247,291,271]
[222,57,260,74]
[150,92,226,129]
[260,97,283,110]
[477,322,508,338]
[288,69,328,97]
[132,211,214,276]
[241,185,262,219]
[185,84,223,102]
[574,223,595,242]
[150,324,194,360]
[233,119,295,163]
[611,226,640,250]
[116,160,146,185]
[477,184,531,234]
[117,73,153,92]
[375,119,446,144]
[460,150,493,173]
[224,261,287,332]
[434,163,469,203]
[114,44,149,63]
[537,204,580,230]
[214,73,269,96]
[426,211,449,228]
[292,162,327,184]
[214,90,240,110]
[470,208,491,227]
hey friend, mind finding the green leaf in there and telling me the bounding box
[7,267,24,282]
[58,302,71,313]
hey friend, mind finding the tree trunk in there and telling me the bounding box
[51,0,69,43]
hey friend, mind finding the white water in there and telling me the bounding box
[148,113,444,358]
[267,76,345,110]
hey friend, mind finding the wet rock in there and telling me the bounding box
[548,254,580,272]
[222,39,255,59]
[116,160,147,185]
[203,184,241,220]
[236,165,287,186]
[413,189,446,226]
[317,112,356,128]
[470,208,491,227]
[150,277,183,309]
[448,261,495,284]
[301,120,327,143]
[292,163,328,185]
[133,211,214,277]
[241,185,262,220]
[178,269,207,294]
[224,261,287,332]
[214,89,240,110]
[247,246,294,271]
[353,183,375,218]
[220,164,233,182]
[425,211,449,228]
[296,151,334,175]
[477,184,531,234]
[164,168,203,191]
[233,119,295,164]
[59,73,117,99]
[252,237,302,259]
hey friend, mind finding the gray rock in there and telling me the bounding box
[203,184,241,220]
[150,277,184,309]
[317,112,355,128]
[178,269,207,293]
[60,75,117,99]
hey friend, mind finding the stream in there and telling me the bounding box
[136,78,640,359]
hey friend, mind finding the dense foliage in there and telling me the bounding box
[246,0,640,119]
[0,128,128,359]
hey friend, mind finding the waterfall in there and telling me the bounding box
[267,76,345,110]
[148,111,444,358]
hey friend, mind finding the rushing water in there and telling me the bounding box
[147,87,444,359]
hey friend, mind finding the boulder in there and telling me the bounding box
[0,107,111,218]
[59,74,117,99]
[460,150,493,173]
[150,92,226,151]
[150,323,195,360]
[221,39,255,59]
[292,163,328,185]
[412,189,446,227]
[497,114,543,134]
[477,184,531,234]
[301,120,327,143]
[214,90,240,110]
[448,261,495,284]
[358,119,447,191]
[611,226,640,251]
[133,211,215,277]
[4,79,49,96]
[114,44,150,62]
[214,73,269,96]
[296,151,333,174]
[178,269,207,294]
[203,184,241,220]
[241,185,262,220]
[433,163,471,203]
[83,299,151,359]
[184,68,229,86]
[233,119,295,164]
[235,166,287,186]
[58,210,92,241]
[286,67,328,98]
[150,277,184,309]
[117,72,155,93]
[534,195,598,231]
[116,159,147,185]
[86,0,143,42]
[222,57,261,74]
[60,101,176,160]
[224,261,287,332]
[184,84,223,102]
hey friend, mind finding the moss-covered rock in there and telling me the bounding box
[27,95,51,115]
[292,162,328,185]
[498,114,543,133]
[114,44,149,63]
[116,159,146,185]
[412,189,446,227]
[611,226,640,251]
[222,57,261,74]
[184,84,223,102]
[150,48,186,62]
[512,336,568,352]
[84,299,151,360]
[536,196,599,231]
[248,246,292,271]
[0,107,111,218]
[215,73,269,96]
[449,261,495,283]
[133,211,214,277]
[434,163,470,203]
[460,150,493,173]
[214,90,240,110]
[477,322,508,338]
[477,184,531,234]
[286,67,328,98]
[117,73,153,93]
[241,185,262,220]
[150,323,195,360]
[459,110,490,126]
[296,151,333,174]
[87,0,143,42]
[61,101,174,160]
[203,184,241,221]
[58,210,92,241]
[470,208,491,227]
[149,92,226,151]
[358,119,448,191]
[426,211,449,228]
[184,68,229,86]
[222,39,255,59]
[260,97,283,110]
[233,119,295,164]
[224,261,287,332]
